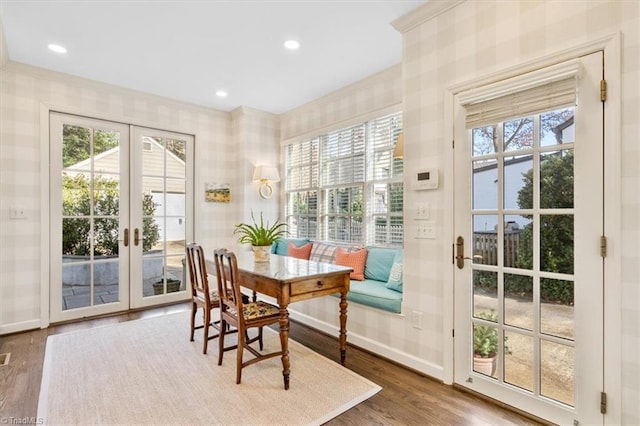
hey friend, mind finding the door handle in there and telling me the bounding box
[455,236,482,269]
[118,228,129,247]
[134,228,140,246]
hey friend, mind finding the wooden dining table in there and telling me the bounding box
[206,250,352,389]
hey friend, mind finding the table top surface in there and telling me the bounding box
[232,250,352,283]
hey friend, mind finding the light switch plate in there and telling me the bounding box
[415,221,436,239]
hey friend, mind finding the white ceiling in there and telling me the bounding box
[0,0,426,114]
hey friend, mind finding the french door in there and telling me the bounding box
[453,52,604,424]
[49,113,193,322]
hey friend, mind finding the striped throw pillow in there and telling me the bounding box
[335,248,368,281]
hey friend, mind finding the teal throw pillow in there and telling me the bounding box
[385,251,403,292]
[364,247,398,282]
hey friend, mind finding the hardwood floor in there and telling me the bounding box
[0,303,545,425]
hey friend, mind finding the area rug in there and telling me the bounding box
[37,311,381,425]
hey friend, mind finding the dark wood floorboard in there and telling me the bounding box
[0,302,545,425]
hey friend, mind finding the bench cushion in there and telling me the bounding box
[335,279,402,313]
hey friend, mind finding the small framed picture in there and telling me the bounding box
[205,182,231,203]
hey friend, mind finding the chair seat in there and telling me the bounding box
[226,301,280,320]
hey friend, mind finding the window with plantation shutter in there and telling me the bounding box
[285,111,403,247]
[368,113,403,246]
[320,124,365,244]
[285,138,319,239]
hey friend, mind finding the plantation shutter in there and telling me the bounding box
[320,124,365,187]
[460,59,582,129]
[367,112,404,246]
[286,138,318,192]
[370,112,403,180]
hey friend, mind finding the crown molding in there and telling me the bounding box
[391,0,466,33]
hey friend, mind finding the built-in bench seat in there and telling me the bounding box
[271,239,403,313]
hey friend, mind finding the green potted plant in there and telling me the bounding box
[473,309,510,376]
[233,211,287,262]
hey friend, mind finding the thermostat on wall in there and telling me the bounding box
[413,168,439,190]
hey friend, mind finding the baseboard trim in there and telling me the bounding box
[288,309,444,381]
[0,319,42,335]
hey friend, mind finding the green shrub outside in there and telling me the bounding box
[474,151,575,305]
[62,174,160,256]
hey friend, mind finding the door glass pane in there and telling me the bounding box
[473,159,497,210]
[541,340,574,406]
[540,214,574,274]
[504,214,529,269]
[473,320,498,379]
[540,108,574,147]
[504,331,533,393]
[540,150,574,209]
[504,155,533,210]
[504,273,533,331]
[503,116,533,152]
[94,174,120,215]
[472,125,496,156]
[94,130,120,171]
[474,270,498,317]
[62,262,90,310]
[93,259,119,305]
[473,214,498,266]
[540,278,574,340]
[62,173,92,216]
[62,125,91,167]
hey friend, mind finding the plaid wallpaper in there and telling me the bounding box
[281,0,640,421]
[1,1,638,420]
[0,62,280,332]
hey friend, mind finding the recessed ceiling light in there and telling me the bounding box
[48,44,67,54]
[215,90,228,98]
[284,40,300,50]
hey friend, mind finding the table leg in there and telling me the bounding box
[339,290,348,365]
[279,305,290,390]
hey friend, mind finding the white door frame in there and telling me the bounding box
[442,34,621,423]
[40,105,195,326]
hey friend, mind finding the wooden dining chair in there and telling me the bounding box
[185,243,224,355]
[213,248,285,387]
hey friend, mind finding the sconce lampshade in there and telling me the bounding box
[253,165,280,183]
[253,165,280,199]
[393,133,404,159]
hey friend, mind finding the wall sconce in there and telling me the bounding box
[393,133,404,159]
[253,165,280,199]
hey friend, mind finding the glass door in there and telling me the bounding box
[50,115,194,321]
[453,52,604,425]
[129,127,193,308]
[50,113,130,322]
